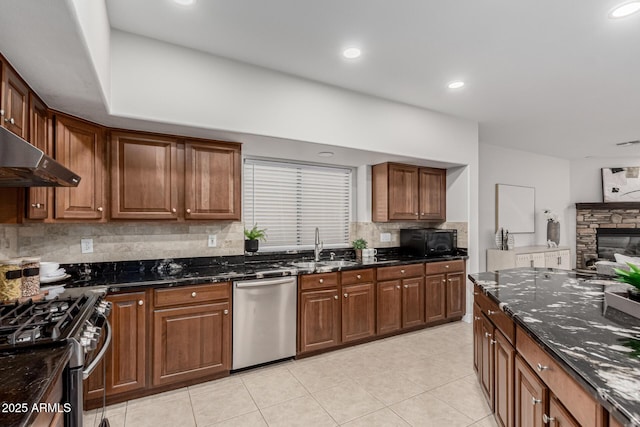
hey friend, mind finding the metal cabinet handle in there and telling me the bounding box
[445,265,450,269]
[421,212,425,215]
[473,291,479,295]
[191,292,197,297]
[404,284,409,288]
[334,295,338,300]
[319,278,324,284]
[172,208,177,213]
[0,109,4,116]
[396,285,400,289]
[97,207,103,212]
[31,203,44,209]
[356,274,361,279]
[487,310,497,315]
[536,363,549,372]
[484,332,492,338]
[186,209,191,214]
[5,117,15,125]
[530,260,534,267]
[543,414,555,424]
[400,269,405,274]
[532,397,542,405]
[223,309,229,315]
[414,212,419,216]
[447,278,452,282]
[344,293,348,298]
[490,339,496,345]
[138,300,144,306]
[474,316,481,321]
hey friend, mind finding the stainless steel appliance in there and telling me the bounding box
[0,126,81,187]
[232,277,297,370]
[0,293,112,426]
[400,228,458,257]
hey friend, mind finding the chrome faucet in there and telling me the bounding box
[314,227,324,262]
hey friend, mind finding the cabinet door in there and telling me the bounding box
[111,132,179,219]
[376,280,402,334]
[558,250,571,270]
[153,301,230,386]
[548,394,580,427]
[299,289,340,353]
[26,94,50,220]
[402,276,425,328]
[473,303,482,374]
[446,272,466,319]
[494,330,515,427]
[341,282,375,343]
[532,253,545,268]
[418,167,446,221]
[515,254,532,268]
[54,114,106,220]
[105,292,147,395]
[515,355,547,427]
[544,251,560,269]
[425,274,446,323]
[184,141,241,220]
[1,64,29,138]
[388,164,419,220]
[479,315,495,409]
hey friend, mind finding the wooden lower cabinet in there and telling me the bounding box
[479,314,495,409]
[85,291,147,403]
[341,282,375,343]
[515,355,547,427]
[445,271,465,318]
[299,288,340,353]
[401,276,425,328]
[425,261,466,323]
[425,274,446,323]
[376,280,402,335]
[494,329,515,427]
[549,394,580,427]
[153,301,230,386]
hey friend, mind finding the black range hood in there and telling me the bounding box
[0,126,81,187]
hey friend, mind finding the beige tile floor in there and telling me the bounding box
[83,321,498,427]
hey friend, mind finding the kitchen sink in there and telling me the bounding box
[289,260,358,269]
[290,261,318,269]
[319,260,358,267]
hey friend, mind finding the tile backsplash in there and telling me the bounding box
[0,221,467,263]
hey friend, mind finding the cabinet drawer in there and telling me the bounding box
[377,263,423,281]
[475,290,515,344]
[425,260,465,275]
[516,326,600,427]
[341,269,375,285]
[154,283,230,308]
[300,272,339,290]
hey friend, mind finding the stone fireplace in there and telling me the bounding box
[576,202,640,269]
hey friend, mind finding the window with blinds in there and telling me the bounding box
[243,159,353,250]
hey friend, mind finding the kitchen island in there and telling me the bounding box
[469,268,640,427]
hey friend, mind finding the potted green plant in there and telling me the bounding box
[614,263,640,303]
[244,224,267,253]
[352,238,367,261]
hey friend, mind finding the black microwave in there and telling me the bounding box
[400,228,457,257]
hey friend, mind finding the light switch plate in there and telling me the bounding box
[208,234,217,248]
[81,238,94,254]
[380,232,391,243]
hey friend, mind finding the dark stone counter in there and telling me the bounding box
[54,249,468,293]
[469,267,640,427]
[0,344,72,427]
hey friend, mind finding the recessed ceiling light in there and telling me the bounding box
[174,0,196,5]
[342,47,362,59]
[448,81,465,89]
[318,151,334,157]
[609,1,640,18]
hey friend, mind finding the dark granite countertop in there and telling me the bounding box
[55,249,468,293]
[0,344,72,427]
[468,267,640,427]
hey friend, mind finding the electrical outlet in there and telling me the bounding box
[380,232,391,243]
[208,234,217,248]
[81,239,94,254]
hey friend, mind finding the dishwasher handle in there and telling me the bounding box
[235,277,296,288]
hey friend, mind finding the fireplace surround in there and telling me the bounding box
[576,202,640,269]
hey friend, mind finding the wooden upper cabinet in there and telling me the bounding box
[419,167,446,221]
[372,162,446,222]
[54,114,106,220]
[184,141,241,220]
[111,132,179,220]
[1,63,29,138]
[26,94,50,220]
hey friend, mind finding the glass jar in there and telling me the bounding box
[21,257,40,297]
[0,259,23,301]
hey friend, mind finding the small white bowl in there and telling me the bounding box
[40,262,60,277]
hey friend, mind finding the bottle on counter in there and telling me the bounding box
[21,257,40,298]
[0,259,23,301]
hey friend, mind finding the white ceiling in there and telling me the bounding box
[104,0,640,160]
[2,1,640,162]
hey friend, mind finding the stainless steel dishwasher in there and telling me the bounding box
[232,276,297,370]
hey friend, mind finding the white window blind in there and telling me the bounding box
[243,159,352,250]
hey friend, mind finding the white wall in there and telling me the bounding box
[479,143,571,271]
